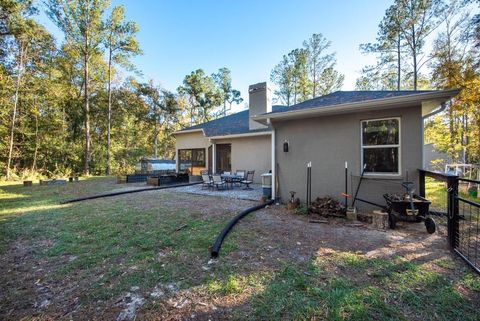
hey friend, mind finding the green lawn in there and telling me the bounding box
[425,177,480,211]
[0,177,478,320]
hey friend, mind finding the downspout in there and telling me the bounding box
[271,123,276,201]
[422,102,447,120]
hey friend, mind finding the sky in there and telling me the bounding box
[38,0,395,111]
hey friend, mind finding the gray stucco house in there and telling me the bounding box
[173,82,459,209]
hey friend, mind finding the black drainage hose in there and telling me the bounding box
[61,182,202,204]
[211,199,274,258]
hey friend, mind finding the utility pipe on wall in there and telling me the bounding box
[271,127,276,200]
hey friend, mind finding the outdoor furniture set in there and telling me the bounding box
[201,170,255,190]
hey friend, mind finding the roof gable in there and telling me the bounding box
[178,105,285,137]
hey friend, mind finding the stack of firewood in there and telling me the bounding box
[309,196,345,217]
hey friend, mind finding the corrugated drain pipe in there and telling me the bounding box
[211,199,274,258]
[61,182,202,204]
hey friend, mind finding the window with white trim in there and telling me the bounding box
[361,118,400,174]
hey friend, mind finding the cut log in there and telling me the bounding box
[372,210,388,230]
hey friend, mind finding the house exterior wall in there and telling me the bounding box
[174,131,271,183]
[174,131,211,173]
[273,105,423,211]
[214,134,271,183]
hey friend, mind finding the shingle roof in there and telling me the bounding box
[270,90,437,114]
[178,91,439,137]
[178,105,285,137]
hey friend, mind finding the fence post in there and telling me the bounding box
[446,175,459,248]
[418,170,426,197]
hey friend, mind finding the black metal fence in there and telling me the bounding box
[455,178,480,273]
[419,169,480,273]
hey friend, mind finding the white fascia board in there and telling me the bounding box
[253,89,460,124]
[172,128,205,136]
[208,131,272,140]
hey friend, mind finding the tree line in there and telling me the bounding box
[0,0,242,179]
[268,0,480,164]
[270,33,345,106]
[2,0,479,180]
[355,0,479,164]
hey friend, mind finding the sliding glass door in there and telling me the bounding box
[178,148,206,175]
[216,144,231,173]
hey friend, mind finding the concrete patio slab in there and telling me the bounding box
[171,183,264,201]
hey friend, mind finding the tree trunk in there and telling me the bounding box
[32,110,39,171]
[6,42,25,179]
[413,51,417,90]
[312,61,317,98]
[412,25,417,90]
[106,45,113,175]
[397,35,401,91]
[154,118,158,159]
[84,44,91,175]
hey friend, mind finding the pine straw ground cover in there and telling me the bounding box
[0,177,478,320]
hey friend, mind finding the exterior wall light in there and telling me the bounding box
[283,140,289,152]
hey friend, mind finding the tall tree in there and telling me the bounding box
[290,48,310,103]
[396,0,444,89]
[2,0,54,178]
[429,0,475,162]
[103,5,141,175]
[360,3,405,90]
[355,64,398,90]
[271,49,310,105]
[47,0,109,175]
[135,80,178,158]
[212,67,243,116]
[177,69,222,125]
[270,54,294,106]
[271,34,344,105]
[303,33,340,97]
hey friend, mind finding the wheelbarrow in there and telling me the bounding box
[383,186,435,234]
[354,182,436,234]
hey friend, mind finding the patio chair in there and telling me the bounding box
[201,174,213,190]
[234,170,246,186]
[212,174,227,190]
[241,170,255,190]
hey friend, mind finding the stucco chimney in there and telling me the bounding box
[249,82,272,130]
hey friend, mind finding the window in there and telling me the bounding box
[361,118,400,175]
[178,149,206,174]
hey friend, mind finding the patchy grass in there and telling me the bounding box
[0,177,478,320]
[251,252,478,321]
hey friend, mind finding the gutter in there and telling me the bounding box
[172,128,205,135]
[422,102,448,119]
[208,131,271,140]
[253,89,460,124]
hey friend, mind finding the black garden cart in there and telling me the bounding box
[383,187,436,234]
[353,180,436,234]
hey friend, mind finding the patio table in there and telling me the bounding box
[220,174,243,189]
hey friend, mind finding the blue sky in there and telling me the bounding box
[38,0,394,110]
